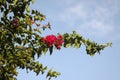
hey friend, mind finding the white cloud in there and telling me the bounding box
[55,0,119,36]
[66,5,87,19]
[77,20,114,36]
[57,4,86,25]
[90,20,113,32]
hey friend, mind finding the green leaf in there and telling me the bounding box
[32,0,35,4]
[26,6,30,13]
[34,15,38,20]
[0,0,3,2]
[37,48,42,58]
[15,37,22,45]
[37,29,41,34]
[14,0,18,5]
[73,31,76,37]
[1,7,4,12]
[76,43,81,48]
[46,69,61,80]
[49,46,53,55]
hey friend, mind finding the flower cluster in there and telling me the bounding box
[13,19,19,29]
[30,19,34,24]
[42,35,64,49]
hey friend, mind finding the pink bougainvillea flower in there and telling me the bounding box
[57,35,64,45]
[59,40,64,45]
[30,19,34,24]
[14,25,19,29]
[45,35,57,46]
[41,37,46,43]
[36,24,40,27]
[56,45,61,50]
[34,29,37,31]
[42,35,64,49]
[13,19,18,24]
[13,19,19,29]
[57,35,63,40]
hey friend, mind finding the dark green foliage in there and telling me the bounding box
[63,31,111,56]
[0,0,111,80]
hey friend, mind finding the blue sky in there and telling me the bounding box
[17,0,120,80]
